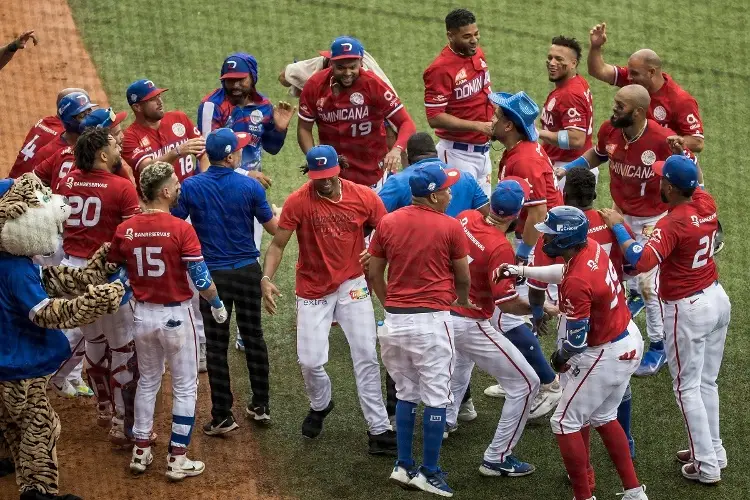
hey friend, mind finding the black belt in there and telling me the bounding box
[686,280,719,298]
[385,306,442,315]
[137,301,182,307]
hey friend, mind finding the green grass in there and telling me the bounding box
[67,0,750,498]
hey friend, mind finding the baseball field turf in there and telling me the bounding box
[61,0,750,498]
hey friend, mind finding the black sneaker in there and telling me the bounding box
[246,404,271,424]
[368,429,397,456]
[203,414,239,436]
[301,400,335,438]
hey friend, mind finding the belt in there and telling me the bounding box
[612,329,630,343]
[137,301,182,307]
[385,306,442,315]
[452,141,490,154]
[686,280,719,298]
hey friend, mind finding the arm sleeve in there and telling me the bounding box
[384,107,416,150]
[298,83,318,123]
[250,181,274,224]
[11,263,53,322]
[522,264,565,284]
[197,101,223,137]
[489,247,519,304]
[612,65,629,87]
[559,92,590,132]
[673,96,704,138]
[527,238,553,290]
[423,67,453,118]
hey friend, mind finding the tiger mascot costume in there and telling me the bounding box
[0,174,126,500]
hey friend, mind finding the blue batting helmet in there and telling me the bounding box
[534,206,589,258]
[57,91,96,132]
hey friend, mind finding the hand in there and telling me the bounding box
[492,263,522,283]
[554,166,568,180]
[211,304,228,323]
[248,170,273,189]
[535,303,559,336]
[550,349,572,373]
[382,148,402,173]
[589,23,608,48]
[667,135,686,154]
[337,154,350,170]
[451,297,481,310]
[15,30,39,49]
[273,101,296,131]
[476,121,494,137]
[271,203,282,218]
[177,138,206,157]
[261,278,282,315]
[598,208,625,228]
[359,250,371,273]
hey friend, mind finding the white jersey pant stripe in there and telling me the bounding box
[447,316,539,463]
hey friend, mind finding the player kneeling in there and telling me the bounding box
[108,162,228,481]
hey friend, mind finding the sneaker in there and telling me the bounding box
[529,379,562,420]
[627,291,645,318]
[129,445,153,474]
[203,414,239,436]
[389,462,419,490]
[676,449,727,469]
[368,430,397,456]
[301,400,335,438]
[69,378,94,397]
[484,383,506,399]
[109,417,130,446]
[235,334,245,352]
[198,343,207,373]
[479,455,536,477]
[51,380,77,399]
[442,423,458,440]
[619,485,648,500]
[457,398,477,422]
[246,405,271,425]
[681,463,720,484]
[634,347,667,376]
[166,453,205,481]
[409,467,453,497]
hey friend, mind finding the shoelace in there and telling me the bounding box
[504,455,524,468]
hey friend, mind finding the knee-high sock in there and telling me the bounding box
[395,400,416,467]
[595,420,639,490]
[617,385,634,457]
[556,432,592,500]
[422,406,446,473]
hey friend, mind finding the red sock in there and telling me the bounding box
[595,420,639,490]
[169,446,187,456]
[581,425,595,491]
[555,432,592,500]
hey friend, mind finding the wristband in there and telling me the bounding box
[209,296,223,309]
[564,155,590,172]
[557,130,570,150]
[516,242,533,260]
[261,275,272,283]
[611,223,632,246]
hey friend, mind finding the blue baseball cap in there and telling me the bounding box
[491,176,530,216]
[653,155,699,190]
[220,53,258,81]
[488,91,540,142]
[78,107,127,132]
[126,79,168,105]
[306,145,340,179]
[205,128,251,162]
[57,92,97,129]
[329,36,364,61]
[409,162,461,197]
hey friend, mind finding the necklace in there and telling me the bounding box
[143,208,167,213]
[623,122,647,150]
[316,179,343,203]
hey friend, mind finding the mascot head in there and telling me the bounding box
[0,174,71,258]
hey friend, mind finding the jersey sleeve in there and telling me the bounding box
[448,219,470,260]
[180,223,203,261]
[121,131,148,170]
[298,81,318,123]
[645,217,680,263]
[561,276,593,321]
[517,155,549,206]
[367,221,387,258]
[469,175,489,209]
[594,121,612,157]
[559,91,590,132]
[184,113,203,141]
[119,183,141,219]
[11,263,52,321]
[33,154,56,186]
[366,190,388,229]
[612,65,629,87]
[673,95,704,138]
[197,99,225,136]
[489,247,518,304]
[107,229,126,265]
[378,176,409,213]
[249,181,274,225]
[277,192,301,231]
[423,66,453,118]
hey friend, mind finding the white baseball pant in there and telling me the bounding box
[623,213,666,343]
[662,281,730,479]
[296,276,390,434]
[447,316,539,463]
[553,160,600,192]
[551,321,643,434]
[131,300,198,448]
[187,275,205,345]
[379,310,455,408]
[436,139,492,197]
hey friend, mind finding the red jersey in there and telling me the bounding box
[58,169,141,259]
[9,116,65,178]
[595,119,673,217]
[298,68,411,187]
[559,239,631,346]
[541,75,594,162]
[34,146,75,192]
[423,45,493,145]
[643,189,719,301]
[451,210,518,319]
[122,111,203,186]
[498,141,562,234]
[108,211,202,304]
[613,69,703,138]
[368,205,469,310]
[278,179,386,299]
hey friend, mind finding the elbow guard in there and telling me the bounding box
[187,260,213,291]
[563,317,589,354]
[624,241,644,267]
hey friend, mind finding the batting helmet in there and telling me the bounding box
[534,206,589,258]
[57,91,96,132]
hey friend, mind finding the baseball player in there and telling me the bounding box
[499,206,647,500]
[538,36,595,191]
[261,146,395,454]
[601,154,730,484]
[423,8,494,196]
[448,179,548,478]
[9,88,87,178]
[368,162,471,497]
[558,84,678,376]
[56,127,141,445]
[108,161,228,481]
[297,36,416,193]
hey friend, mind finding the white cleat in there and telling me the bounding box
[619,484,648,499]
[484,383,506,399]
[50,379,77,399]
[129,446,153,474]
[166,453,205,481]
[528,379,562,420]
[457,398,477,422]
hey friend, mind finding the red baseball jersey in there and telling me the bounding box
[58,169,141,259]
[541,75,594,162]
[298,68,407,186]
[498,141,563,234]
[423,45,493,145]
[34,146,75,192]
[644,189,719,301]
[451,210,518,320]
[122,111,202,186]
[278,179,386,299]
[559,239,631,346]
[108,211,203,304]
[9,116,65,178]
[595,119,673,217]
[612,69,704,138]
[369,205,469,310]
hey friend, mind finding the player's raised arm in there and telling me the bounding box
[586,23,617,85]
[0,30,38,71]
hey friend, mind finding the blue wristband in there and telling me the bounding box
[557,130,570,150]
[611,223,632,246]
[209,296,223,309]
[564,155,590,172]
[516,241,533,260]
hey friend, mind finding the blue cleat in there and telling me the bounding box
[479,455,536,477]
[635,347,666,376]
[410,467,453,497]
[389,462,420,490]
[627,291,645,318]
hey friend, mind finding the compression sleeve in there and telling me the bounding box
[520,264,564,284]
[187,260,213,291]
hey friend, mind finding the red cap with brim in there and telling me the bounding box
[220,72,250,80]
[111,111,128,127]
[140,88,168,102]
[441,168,461,190]
[318,50,332,58]
[233,132,252,153]
[308,165,341,180]
[652,161,666,177]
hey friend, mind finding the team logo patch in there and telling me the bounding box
[65,176,74,189]
[349,92,365,105]
[632,244,643,253]
[691,215,700,227]
[316,156,327,166]
[641,150,656,166]
[546,97,556,111]
[586,259,599,271]
[316,97,326,110]
[250,109,264,125]
[129,94,138,104]
[124,228,134,241]
[653,105,667,121]
[349,287,370,301]
[427,182,436,191]
[455,67,467,84]
[172,123,186,137]
[606,144,616,155]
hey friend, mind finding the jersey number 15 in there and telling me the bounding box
[133,247,165,277]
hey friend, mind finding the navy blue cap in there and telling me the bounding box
[408,162,461,197]
[306,145,341,179]
[126,79,168,105]
[205,128,251,161]
[491,177,529,216]
[329,36,364,61]
[653,155,699,190]
[221,53,258,81]
[488,91,540,142]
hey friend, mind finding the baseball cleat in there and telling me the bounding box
[198,343,207,373]
[368,429,397,456]
[457,398,477,422]
[203,414,239,436]
[627,291,645,318]
[409,467,454,497]
[619,485,648,500]
[529,380,562,420]
[50,380,77,399]
[129,445,153,474]
[681,463,720,484]
[484,383,506,399]
[302,400,335,438]
[676,449,727,469]
[246,405,271,424]
[479,455,536,477]
[70,378,94,397]
[442,422,458,440]
[389,462,420,490]
[634,347,666,376]
[166,453,205,481]
[109,417,130,446]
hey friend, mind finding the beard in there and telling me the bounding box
[660,189,669,203]
[111,158,123,172]
[610,111,635,129]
